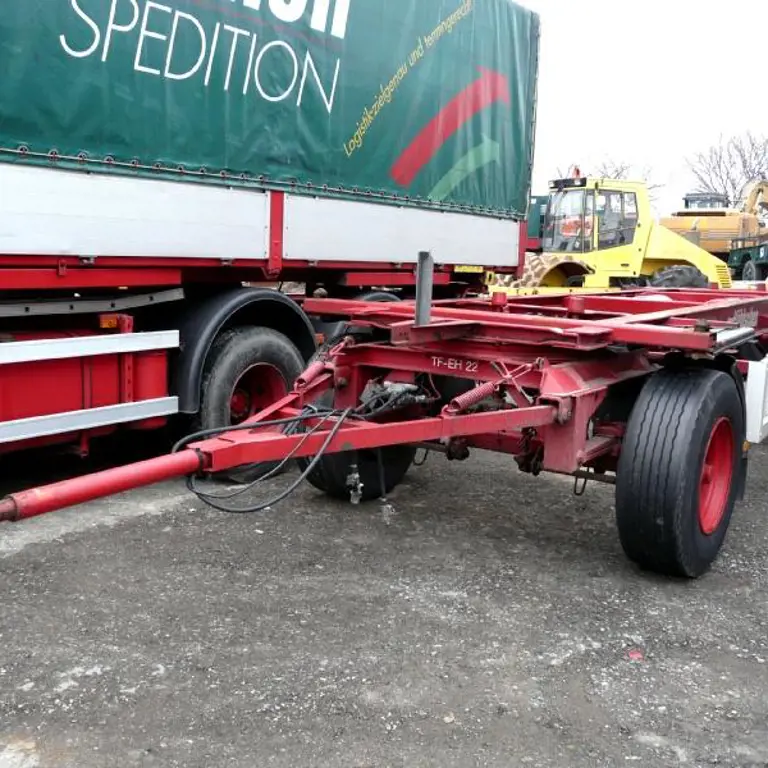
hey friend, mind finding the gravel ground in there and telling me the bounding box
[1,443,767,767]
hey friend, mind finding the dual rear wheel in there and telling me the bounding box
[196,326,304,483]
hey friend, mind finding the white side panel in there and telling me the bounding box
[0,398,179,444]
[0,331,179,366]
[283,195,520,268]
[0,165,269,260]
[746,358,768,444]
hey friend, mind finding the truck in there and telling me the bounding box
[728,236,768,281]
[0,0,539,478]
[489,174,733,293]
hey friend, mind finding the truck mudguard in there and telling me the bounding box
[170,287,317,413]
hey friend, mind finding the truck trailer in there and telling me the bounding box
[4,257,768,580]
[0,0,539,472]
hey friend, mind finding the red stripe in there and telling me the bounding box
[517,221,528,280]
[390,68,510,187]
[268,191,285,277]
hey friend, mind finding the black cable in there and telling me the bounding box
[175,379,429,515]
[170,409,336,455]
[185,408,354,514]
[170,386,412,456]
[188,410,336,501]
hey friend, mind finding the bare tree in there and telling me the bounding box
[593,160,631,180]
[593,160,665,202]
[554,162,627,179]
[552,160,664,201]
[687,132,768,205]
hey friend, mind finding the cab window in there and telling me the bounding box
[543,189,595,253]
[596,191,638,249]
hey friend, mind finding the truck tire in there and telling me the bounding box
[649,265,709,288]
[615,368,744,578]
[198,326,305,483]
[296,341,416,502]
[742,259,761,282]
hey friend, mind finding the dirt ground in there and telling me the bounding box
[1,443,767,767]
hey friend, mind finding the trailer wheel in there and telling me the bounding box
[615,368,744,578]
[649,265,710,288]
[296,343,416,502]
[198,326,304,483]
[302,432,416,502]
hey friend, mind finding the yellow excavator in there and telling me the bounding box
[490,172,733,292]
[660,181,768,258]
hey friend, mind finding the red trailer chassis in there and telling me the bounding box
[4,284,768,579]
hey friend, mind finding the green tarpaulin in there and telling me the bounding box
[0,0,539,218]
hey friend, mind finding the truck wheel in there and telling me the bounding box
[296,343,416,502]
[649,265,710,288]
[742,259,761,282]
[615,368,744,578]
[198,326,305,483]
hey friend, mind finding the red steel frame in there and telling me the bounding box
[2,286,768,523]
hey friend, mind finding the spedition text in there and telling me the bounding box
[59,0,348,113]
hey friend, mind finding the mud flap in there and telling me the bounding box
[736,452,749,502]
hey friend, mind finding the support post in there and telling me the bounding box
[415,250,434,327]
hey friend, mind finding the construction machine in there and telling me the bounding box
[490,174,733,292]
[660,181,768,258]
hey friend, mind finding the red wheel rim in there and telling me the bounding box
[698,417,735,536]
[229,364,286,425]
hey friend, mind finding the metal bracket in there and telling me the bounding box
[414,250,434,327]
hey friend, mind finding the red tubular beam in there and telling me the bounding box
[0,404,558,522]
[296,360,327,387]
[200,405,558,473]
[0,450,203,522]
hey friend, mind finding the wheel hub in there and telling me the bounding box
[228,363,286,425]
[698,417,735,536]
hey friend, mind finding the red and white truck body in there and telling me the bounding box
[0,0,540,460]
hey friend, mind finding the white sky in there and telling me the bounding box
[519,0,768,215]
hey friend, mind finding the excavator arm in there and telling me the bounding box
[741,181,768,216]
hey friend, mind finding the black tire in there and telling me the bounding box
[742,259,760,282]
[197,326,305,483]
[650,265,710,289]
[296,342,416,502]
[615,368,744,578]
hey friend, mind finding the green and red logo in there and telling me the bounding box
[390,66,510,201]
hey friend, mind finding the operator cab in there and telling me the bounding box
[543,176,639,254]
[679,192,731,213]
